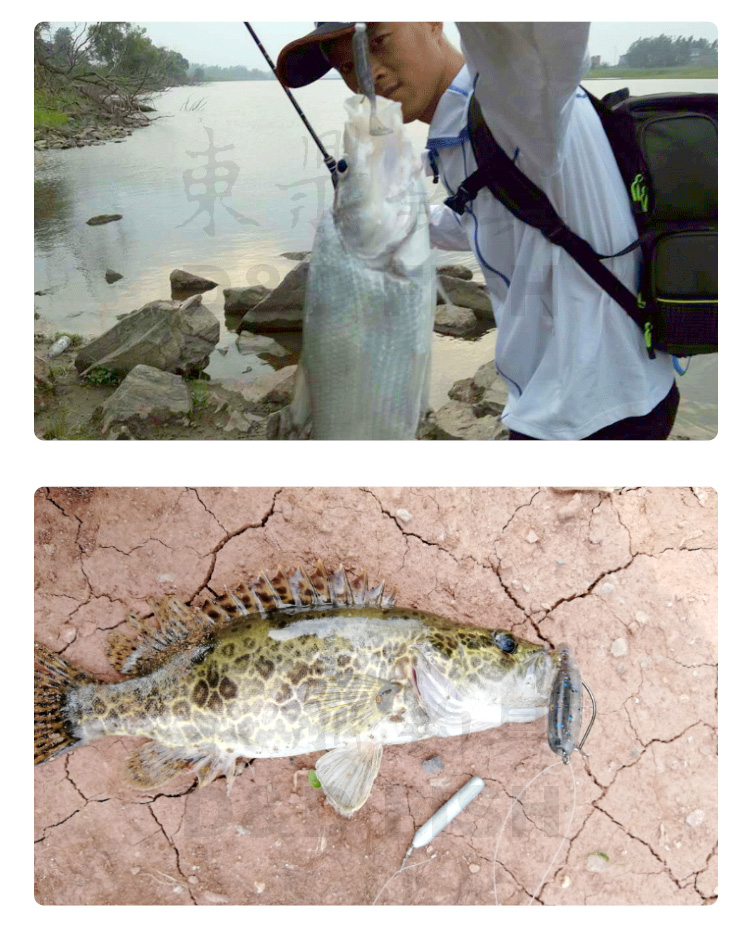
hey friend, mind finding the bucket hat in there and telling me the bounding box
[276,22,356,87]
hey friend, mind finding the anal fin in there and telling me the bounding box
[124,741,192,789]
[315,742,383,817]
[126,742,242,792]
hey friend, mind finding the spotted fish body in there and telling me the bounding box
[35,563,558,816]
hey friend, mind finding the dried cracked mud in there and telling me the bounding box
[34,486,717,905]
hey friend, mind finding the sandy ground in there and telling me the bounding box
[34,487,717,905]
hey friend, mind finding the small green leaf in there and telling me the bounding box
[308,769,321,788]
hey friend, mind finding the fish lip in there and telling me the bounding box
[380,84,400,99]
[525,649,557,694]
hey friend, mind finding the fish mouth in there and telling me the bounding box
[380,84,401,100]
[522,649,557,697]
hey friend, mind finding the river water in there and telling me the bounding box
[34,76,717,438]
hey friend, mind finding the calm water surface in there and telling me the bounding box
[34,77,717,437]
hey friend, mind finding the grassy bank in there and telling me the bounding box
[34,88,77,129]
[587,65,717,79]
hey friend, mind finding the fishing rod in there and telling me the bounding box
[243,22,339,189]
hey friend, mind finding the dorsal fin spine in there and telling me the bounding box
[106,563,398,675]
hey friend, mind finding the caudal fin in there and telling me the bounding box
[34,642,93,765]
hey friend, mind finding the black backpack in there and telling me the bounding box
[444,88,718,358]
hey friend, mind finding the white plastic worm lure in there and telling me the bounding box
[352,23,391,136]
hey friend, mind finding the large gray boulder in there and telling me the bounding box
[435,302,477,335]
[437,274,493,320]
[170,269,218,295]
[75,294,219,379]
[220,365,297,410]
[237,263,309,333]
[432,401,507,440]
[98,365,192,437]
[223,285,272,322]
[431,360,510,440]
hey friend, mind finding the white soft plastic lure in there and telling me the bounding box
[352,22,391,136]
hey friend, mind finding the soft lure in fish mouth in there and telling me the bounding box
[353,22,392,136]
[547,644,597,762]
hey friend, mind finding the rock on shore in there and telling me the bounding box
[34,110,151,150]
[170,269,218,296]
[74,294,219,379]
[236,263,309,333]
[428,362,509,440]
[98,365,192,438]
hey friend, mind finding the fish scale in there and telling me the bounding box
[35,561,558,817]
[302,210,434,437]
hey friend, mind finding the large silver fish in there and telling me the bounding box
[277,95,435,440]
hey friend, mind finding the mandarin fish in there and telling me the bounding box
[35,562,560,816]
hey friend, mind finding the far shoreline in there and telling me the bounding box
[586,65,717,79]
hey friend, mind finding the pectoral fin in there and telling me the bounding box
[315,742,383,817]
[305,674,403,735]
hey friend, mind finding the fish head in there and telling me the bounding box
[412,627,559,734]
[333,95,424,263]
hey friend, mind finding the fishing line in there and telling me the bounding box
[371,775,485,905]
[371,855,436,905]
[491,756,579,905]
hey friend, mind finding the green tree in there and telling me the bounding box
[87,21,130,69]
[624,34,718,68]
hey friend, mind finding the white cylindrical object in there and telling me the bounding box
[411,776,485,849]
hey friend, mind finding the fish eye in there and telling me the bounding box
[337,158,348,174]
[492,631,518,654]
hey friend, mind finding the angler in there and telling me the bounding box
[275,22,710,440]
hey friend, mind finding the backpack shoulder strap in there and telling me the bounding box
[444,93,649,337]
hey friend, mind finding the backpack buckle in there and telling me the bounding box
[444,187,471,215]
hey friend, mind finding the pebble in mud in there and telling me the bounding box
[396,509,413,523]
[558,493,582,520]
[611,638,628,657]
[421,755,445,774]
[685,810,705,827]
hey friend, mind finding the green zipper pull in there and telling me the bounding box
[644,319,655,359]
[630,173,649,213]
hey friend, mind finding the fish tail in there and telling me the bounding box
[34,643,94,765]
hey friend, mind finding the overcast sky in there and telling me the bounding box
[50,21,718,69]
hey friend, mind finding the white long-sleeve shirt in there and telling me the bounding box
[427,22,674,439]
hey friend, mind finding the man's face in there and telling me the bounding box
[324,22,449,124]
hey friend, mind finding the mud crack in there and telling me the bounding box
[145,803,197,904]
